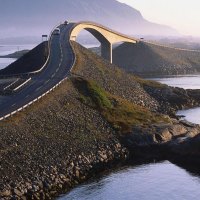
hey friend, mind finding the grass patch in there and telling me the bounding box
[72,77,171,133]
[73,77,112,110]
[102,98,170,133]
[134,76,167,89]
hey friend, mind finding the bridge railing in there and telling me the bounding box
[0,21,135,121]
[71,21,139,42]
[73,21,200,52]
[2,20,200,122]
[0,76,69,121]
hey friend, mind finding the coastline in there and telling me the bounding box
[1,43,200,199]
[1,139,129,199]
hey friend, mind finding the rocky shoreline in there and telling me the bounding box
[1,140,129,199]
[121,119,200,160]
[1,42,200,200]
[2,117,200,200]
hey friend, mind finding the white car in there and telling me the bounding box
[53,28,60,35]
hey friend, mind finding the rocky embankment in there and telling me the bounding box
[113,41,200,76]
[1,42,200,199]
[121,119,200,161]
[136,78,200,115]
[0,77,129,199]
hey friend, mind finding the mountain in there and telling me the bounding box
[0,0,178,39]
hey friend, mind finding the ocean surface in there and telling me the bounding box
[149,75,200,89]
[0,58,16,70]
[58,161,200,200]
[0,44,36,70]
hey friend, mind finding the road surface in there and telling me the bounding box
[0,23,75,118]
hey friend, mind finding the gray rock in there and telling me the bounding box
[13,188,23,197]
[169,124,187,136]
[0,189,11,197]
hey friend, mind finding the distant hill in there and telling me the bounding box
[113,42,200,76]
[0,50,29,58]
[0,0,178,39]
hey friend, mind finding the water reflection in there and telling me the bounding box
[58,161,200,200]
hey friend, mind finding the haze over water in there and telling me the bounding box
[0,44,36,69]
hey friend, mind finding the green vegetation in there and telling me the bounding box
[134,76,167,89]
[86,79,112,109]
[73,77,112,109]
[73,77,170,133]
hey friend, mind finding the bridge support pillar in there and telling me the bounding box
[101,41,112,63]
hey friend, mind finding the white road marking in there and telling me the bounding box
[11,103,16,107]
[45,80,50,84]
[35,86,43,92]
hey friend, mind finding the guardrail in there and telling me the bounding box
[72,21,200,53]
[0,20,139,121]
[0,20,139,122]
[0,22,72,122]
[0,76,69,121]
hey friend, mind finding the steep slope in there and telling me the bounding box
[113,42,200,76]
[0,42,47,75]
[0,0,178,38]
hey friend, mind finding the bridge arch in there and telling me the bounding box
[70,22,138,63]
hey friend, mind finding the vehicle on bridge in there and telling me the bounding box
[64,20,69,25]
[53,28,60,35]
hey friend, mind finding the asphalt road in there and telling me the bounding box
[0,23,75,118]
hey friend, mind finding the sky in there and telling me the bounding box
[117,0,200,37]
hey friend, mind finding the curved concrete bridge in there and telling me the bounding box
[70,21,138,63]
[0,21,138,121]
